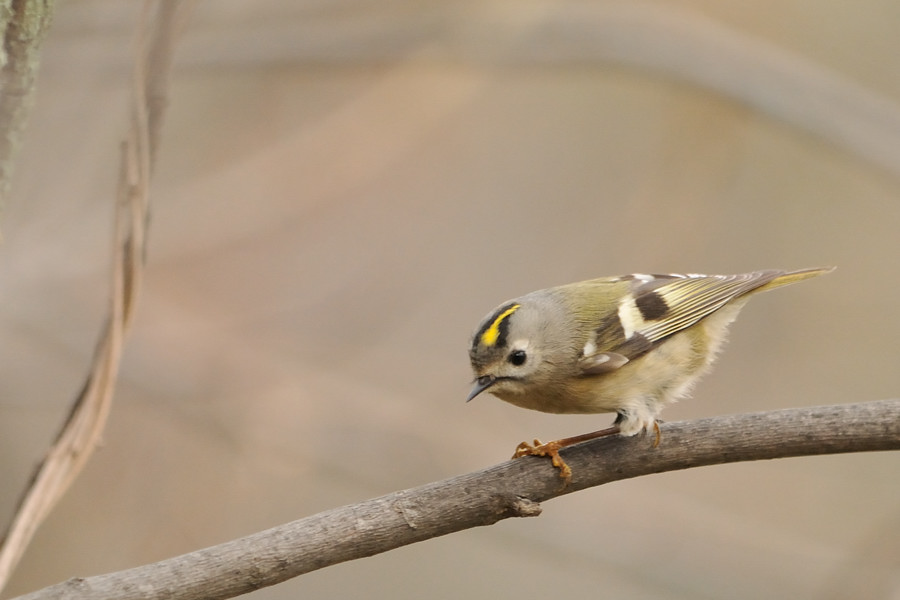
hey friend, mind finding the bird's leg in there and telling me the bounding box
[512,425,622,484]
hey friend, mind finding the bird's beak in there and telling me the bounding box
[466,375,496,402]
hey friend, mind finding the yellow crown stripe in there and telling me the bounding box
[481,304,520,346]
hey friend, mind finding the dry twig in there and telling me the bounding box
[0,0,186,591]
[10,399,900,600]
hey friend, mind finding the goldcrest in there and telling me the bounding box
[467,267,833,481]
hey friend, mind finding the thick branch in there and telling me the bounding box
[13,399,900,600]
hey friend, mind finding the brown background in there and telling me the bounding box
[2,1,899,599]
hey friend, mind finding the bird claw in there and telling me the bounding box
[511,423,658,488]
[651,421,661,447]
[512,439,572,485]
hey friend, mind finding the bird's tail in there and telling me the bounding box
[755,266,835,294]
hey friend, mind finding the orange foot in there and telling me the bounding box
[512,439,572,484]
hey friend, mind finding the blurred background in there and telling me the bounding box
[1,1,899,598]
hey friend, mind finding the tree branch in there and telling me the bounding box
[0,0,56,212]
[12,399,900,600]
[0,1,186,591]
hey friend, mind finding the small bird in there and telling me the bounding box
[467,267,833,482]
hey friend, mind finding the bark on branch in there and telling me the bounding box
[0,0,56,210]
[12,399,900,600]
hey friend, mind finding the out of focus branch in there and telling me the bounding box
[0,0,56,211]
[177,3,900,179]
[11,399,900,600]
[0,0,187,592]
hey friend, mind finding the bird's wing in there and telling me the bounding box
[591,271,781,361]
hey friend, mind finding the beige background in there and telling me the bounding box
[2,1,899,598]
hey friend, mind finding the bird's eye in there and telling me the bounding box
[508,349,527,366]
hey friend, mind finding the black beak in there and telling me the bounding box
[466,375,496,402]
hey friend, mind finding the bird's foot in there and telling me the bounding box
[513,439,572,485]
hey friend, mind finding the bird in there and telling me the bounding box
[467,267,833,483]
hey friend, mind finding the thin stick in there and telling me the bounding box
[0,1,185,591]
